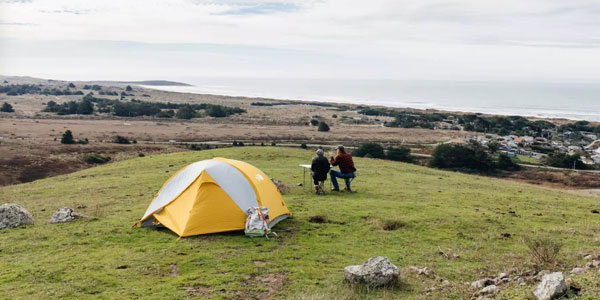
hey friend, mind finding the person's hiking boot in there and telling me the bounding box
[314,185,320,194]
[331,187,340,192]
[344,187,352,192]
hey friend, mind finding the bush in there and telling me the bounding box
[271,142,276,146]
[126,85,133,92]
[544,152,588,170]
[61,130,75,144]
[310,119,319,126]
[429,143,495,172]
[332,114,337,118]
[156,109,175,118]
[497,154,520,171]
[68,83,76,88]
[353,142,385,159]
[176,104,197,119]
[386,147,412,162]
[523,235,562,266]
[300,143,308,149]
[76,99,94,115]
[317,121,330,132]
[76,138,89,145]
[113,135,130,144]
[83,154,111,164]
[1,102,14,112]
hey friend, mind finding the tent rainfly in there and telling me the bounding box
[134,158,291,238]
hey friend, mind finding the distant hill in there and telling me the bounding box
[116,80,191,86]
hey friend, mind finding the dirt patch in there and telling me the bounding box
[382,219,407,231]
[244,273,286,299]
[506,169,600,189]
[309,215,329,224]
[183,285,212,297]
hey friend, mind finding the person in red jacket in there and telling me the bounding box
[329,145,356,191]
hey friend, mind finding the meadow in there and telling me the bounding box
[1,147,599,299]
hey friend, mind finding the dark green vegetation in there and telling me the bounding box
[353,142,413,163]
[544,153,589,170]
[429,143,507,172]
[42,93,246,119]
[83,154,111,164]
[1,147,600,299]
[113,136,131,144]
[1,102,14,112]
[60,130,88,145]
[0,84,84,96]
[317,121,330,132]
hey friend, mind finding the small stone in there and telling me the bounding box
[406,266,433,276]
[586,260,600,269]
[570,267,585,275]
[50,207,88,224]
[591,209,599,214]
[344,256,399,288]
[534,272,567,300]
[297,183,303,186]
[535,270,551,281]
[477,285,498,296]
[0,203,34,230]
[583,254,593,260]
[471,278,493,289]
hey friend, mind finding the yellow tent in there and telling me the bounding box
[135,158,290,237]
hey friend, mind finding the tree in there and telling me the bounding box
[61,130,75,144]
[125,85,133,92]
[68,83,76,88]
[544,152,588,170]
[176,104,197,119]
[113,135,130,144]
[317,121,330,132]
[300,143,308,149]
[76,99,94,115]
[353,142,385,159]
[497,154,520,171]
[1,102,14,112]
[310,119,319,126]
[487,141,500,154]
[386,147,413,162]
[429,143,495,172]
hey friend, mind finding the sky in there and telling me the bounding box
[1,0,600,82]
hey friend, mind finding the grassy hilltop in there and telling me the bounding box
[1,147,600,299]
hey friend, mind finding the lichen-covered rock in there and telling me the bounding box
[471,278,494,289]
[344,256,399,288]
[534,272,566,300]
[0,203,34,230]
[477,284,498,296]
[50,207,87,224]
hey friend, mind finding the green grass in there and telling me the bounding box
[513,154,543,165]
[1,147,600,299]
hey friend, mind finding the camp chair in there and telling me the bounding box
[329,172,357,192]
[311,170,327,195]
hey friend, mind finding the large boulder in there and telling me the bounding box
[0,203,34,230]
[50,207,87,224]
[534,272,566,300]
[344,256,399,288]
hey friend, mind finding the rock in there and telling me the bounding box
[297,183,303,186]
[406,266,433,276]
[344,256,399,288]
[477,284,498,296]
[534,272,567,300]
[50,207,87,224]
[0,203,34,230]
[471,278,494,289]
[583,254,593,260]
[570,267,585,275]
[535,270,551,281]
[586,260,600,269]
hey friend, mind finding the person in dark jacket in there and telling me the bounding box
[311,149,330,194]
[329,145,356,191]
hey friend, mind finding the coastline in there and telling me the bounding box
[140,84,594,124]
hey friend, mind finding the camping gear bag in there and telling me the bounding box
[245,207,275,238]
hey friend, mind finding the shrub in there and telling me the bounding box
[83,154,111,164]
[310,119,319,126]
[1,102,14,112]
[125,85,133,92]
[176,104,197,119]
[271,142,276,146]
[497,154,520,171]
[300,143,308,149]
[61,130,75,144]
[332,114,338,118]
[138,153,145,157]
[353,142,385,159]
[207,105,226,118]
[68,83,76,88]
[76,138,89,145]
[429,143,495,172]
[317,121,330,132]
[113,135,130,144]
[544,152,588,170]
[156,109,175,118]
[523,235,562,266]
[76,99,94,115]
[386,147,413,162]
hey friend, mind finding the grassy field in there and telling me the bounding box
[1,147,600,299]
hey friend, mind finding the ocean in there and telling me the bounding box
[142,78,600,122]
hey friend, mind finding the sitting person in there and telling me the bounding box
[311,149,330,194]
[329,145,356,192]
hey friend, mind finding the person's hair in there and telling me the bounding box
[337,145,345,153]
[316,149,324,157]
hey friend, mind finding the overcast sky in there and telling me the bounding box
[1,0,600,82]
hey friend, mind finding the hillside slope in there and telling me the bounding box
[1,147,599,299]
